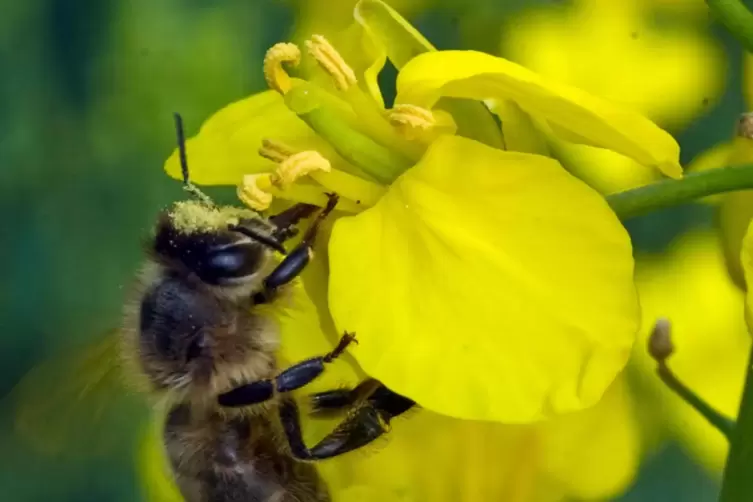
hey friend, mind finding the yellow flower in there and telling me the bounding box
[633,231,748,472]
[500,0,724,194]
[163,0,681,423]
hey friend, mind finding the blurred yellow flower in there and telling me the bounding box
[160,0,675,424]
[633,231,749,472]
[684,115,753,286]
[501,0,724,193]
[503,0,723,128]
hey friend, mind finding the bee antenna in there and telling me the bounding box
[173,112,215,207]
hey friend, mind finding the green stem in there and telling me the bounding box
[606,164,753,219]
[706,0,753,53]
[719,344,753,502]
[657,364,735,440]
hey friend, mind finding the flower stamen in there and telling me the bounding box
[259,138,296,163]
[238,174,275,211]
[263,43,301,95]
[305,34,357,91]
[274,151,332,188]
[388,104,436,131]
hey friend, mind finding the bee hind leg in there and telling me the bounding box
[281,381,416,460]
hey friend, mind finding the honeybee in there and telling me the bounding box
[14,114,414,502]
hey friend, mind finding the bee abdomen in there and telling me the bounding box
[164,405,329,502]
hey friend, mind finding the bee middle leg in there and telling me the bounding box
[217,332,356,408]
[279,380,416,461]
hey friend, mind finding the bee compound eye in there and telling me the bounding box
[199,243,263,283]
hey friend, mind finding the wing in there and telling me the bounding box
[11,330,152,459]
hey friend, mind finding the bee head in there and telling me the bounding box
[151,201,281,288]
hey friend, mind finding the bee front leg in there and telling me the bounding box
[259,194,339,298]
[217,332,355,408]
[268,203,319,242]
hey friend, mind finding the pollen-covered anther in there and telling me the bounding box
[305,34,357,91]
[263,43,301,95]
[259,138,296,163]
[238,174,274,211]
[388,104,436,132]
[274,150,332,188]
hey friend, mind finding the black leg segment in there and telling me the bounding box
[217,333,356,408]
[268,203,319,242]
[281,380,416,460]
[280,398,390,460]
[263,193,339,291]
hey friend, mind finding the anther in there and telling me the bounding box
[388,104,436,133]
[259,138,297,163]
[274,151,332,188]
[737,112,753,140]
[238,174,275,211]
[305,34,357,91]
[264,43,301,95]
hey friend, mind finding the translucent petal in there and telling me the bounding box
[487,100,550,156]
[163,89,339,185]
[355,0,503,148]
[554,143,664,195]
[354,0,434,68]
[328,135,639,422]
[396,51,682,177]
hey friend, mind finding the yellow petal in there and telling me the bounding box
[319,409,551,502]
[396,50,682,177]
[259,274,364,393]
[163,89,339,185]
[137,419,183,502]
[538,378,640,499]
[634,231,748,473]
[328,135,638,422]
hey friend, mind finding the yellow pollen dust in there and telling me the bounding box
[238,174,274,211]
[275,150,332,187]
[305,34,357,91]
[263,43,301,94]
[388,104,436,131]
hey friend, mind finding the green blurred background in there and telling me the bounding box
[0,0,746,500]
